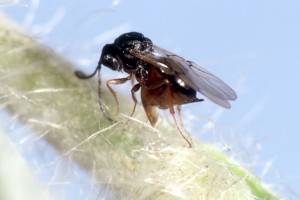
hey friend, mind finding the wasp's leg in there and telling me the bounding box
[130,74,135,86]
[142,104,159,127]
[176,105,188,134]
[130,83,141,117]
[141,88,159,126]
[166,83,192,148]
[106,74,132,114]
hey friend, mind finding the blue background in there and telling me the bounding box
[2,0,300,198]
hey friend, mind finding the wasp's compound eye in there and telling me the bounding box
[101,54,121,71]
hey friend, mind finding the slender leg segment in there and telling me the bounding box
[106,74,132,114]
[166,82,192,148]
[141,87,159,126]
[130,84,141,117]
[176,105,189,134]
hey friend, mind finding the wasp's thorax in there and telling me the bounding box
[99,32,153,73]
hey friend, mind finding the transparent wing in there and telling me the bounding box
[127,44,237,108]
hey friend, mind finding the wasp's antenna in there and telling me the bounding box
[75,64,116,123]
[75,63,101,79]
[95,64,117,124]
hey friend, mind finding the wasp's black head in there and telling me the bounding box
[99,32,153,72]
